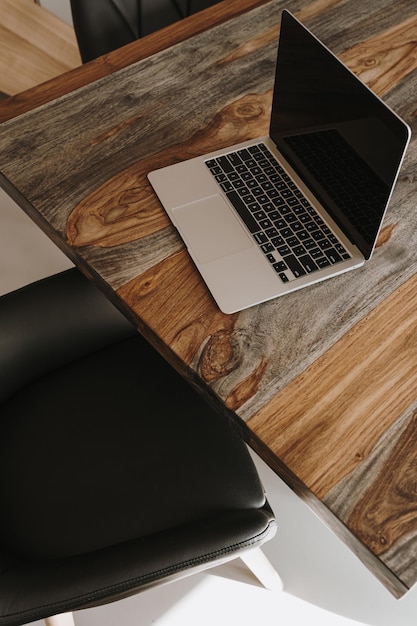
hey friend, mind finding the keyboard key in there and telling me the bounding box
[259,219,273,229]
[220,181,234,192]
[277,244,291,256]
[306,221,319,232]
[217,156,234,173]
[299,254,319,273]
[265,227,279,238]
[317,256,331,268]
[318,239,332,250]
[226,191,259,234]
[237,149,252,161]
[304,239,316,250]
[254,232,268,244]
[258,195,269,204]
[335,242,347,254]
[297,230,310,241]
[280,228,293,239]
[273,261,287,272]
[312,230,325,241]
[283,254,306,278]
[271,236,285,248]
[229,152,243,167]
[287,236,299,247]
[294,245,306,256]
[325,248,343,264]
[273,218,287,230]
[310,247,324,259]
[287,196,299,206]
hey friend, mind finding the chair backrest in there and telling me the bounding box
[0,270,136,404]
[70,0,141,63]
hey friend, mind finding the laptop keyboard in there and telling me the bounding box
[205,143,351,283]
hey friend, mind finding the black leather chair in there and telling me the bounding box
[0,269,281,626]
[70,0,142,62]
[69,0,192,62]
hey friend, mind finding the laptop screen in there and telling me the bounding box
[270,11,410,258]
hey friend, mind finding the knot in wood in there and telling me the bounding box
[136,276,156,296]
[199,329,241,382]
[235,102,264,120]
[360,56,377,68]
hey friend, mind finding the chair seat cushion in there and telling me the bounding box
[0,334,265,561]
[0,505,275,624]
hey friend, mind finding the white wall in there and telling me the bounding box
[39,0,73,25]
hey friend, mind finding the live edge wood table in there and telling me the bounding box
[0,0,416,598]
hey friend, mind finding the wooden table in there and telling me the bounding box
[0,0,416,599]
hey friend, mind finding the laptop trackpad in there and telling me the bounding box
[172,195,253,264]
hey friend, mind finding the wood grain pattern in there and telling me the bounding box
[1,0,417,597]
[325,401,417,589]
[339,13,417,94]
[247,273,417,494]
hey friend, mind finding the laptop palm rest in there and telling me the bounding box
[172,195,253,264]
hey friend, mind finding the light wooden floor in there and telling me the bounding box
[0,0,80,96]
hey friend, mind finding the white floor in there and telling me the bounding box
[3,1,417,624]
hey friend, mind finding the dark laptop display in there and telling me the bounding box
[272,11,410,259]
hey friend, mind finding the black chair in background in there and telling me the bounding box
[70,0,141,62]
[69,0,196,62]
[0,270,282,626]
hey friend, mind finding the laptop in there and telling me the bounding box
[148,10,410,314]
